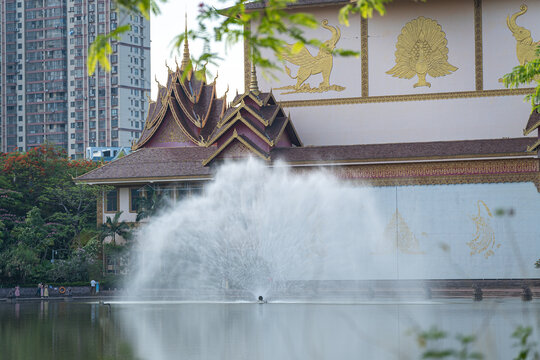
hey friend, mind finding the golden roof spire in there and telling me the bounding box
[248,61,260,96]
[180,14,191,72]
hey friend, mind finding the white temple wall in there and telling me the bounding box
[255,0,538,146]
[102,187,138,225]
[108,180,540,280]
[286,95,532,146]
[318,182,540,281]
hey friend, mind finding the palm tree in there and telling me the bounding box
[100,211,131,275]
[135,187,167,221]
[100,211,130,245]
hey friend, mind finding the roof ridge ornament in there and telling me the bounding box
[249,61,260,96]
[155,75,163,88]
[180,13,191,72]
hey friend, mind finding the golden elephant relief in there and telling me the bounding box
[507,5,539,67]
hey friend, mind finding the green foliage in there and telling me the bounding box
[503,46,540,113]
[512,326,540,360]
[135,187,168,221]
[101,211,132,245]
[88,25,131,75]
[88,0,399,78]
[416,326,484,359]
[535,259,540,269]
[0,145,105,284]
[47,237,101,283]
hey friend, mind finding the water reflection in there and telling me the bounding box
[0,301,138,360]
[118,300,540,360]
[1,300,538,360]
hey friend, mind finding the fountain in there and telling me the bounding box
[128,158,388,302]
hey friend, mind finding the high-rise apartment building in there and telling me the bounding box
[0,0,150,158]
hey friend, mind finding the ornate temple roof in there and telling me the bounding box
[131,31,301,166]
[523,110,540,152]
[76,137,535,183]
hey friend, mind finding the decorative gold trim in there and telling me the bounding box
[523,120,540,136]
[231,91,265,108]
[210,112,275,147]
[168,98,204,146]
[244,22,251,93]
[474,0,483,91]
[78,175,213,184]
[202,129,270,166]
[526,139,540,152]
[349,172,539,188]
[219,100,273,127]
[81,159,540,192]
[278,88,535,108]
[172,83,202,127]
[361,17,368,97]
[280,151,535,166]
[201,82,216,128]
[330,158,539,178]
[133,100,170,150]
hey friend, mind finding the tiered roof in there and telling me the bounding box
[132,38,301,166]
[523,110,540,152]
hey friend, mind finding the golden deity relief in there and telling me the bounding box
[467,200,500,259]
[386,16,458,88]
[506,5,539,78]
[374,210,425,255]
[275,19,345,95]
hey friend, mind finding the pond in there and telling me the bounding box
[1,299,539,359]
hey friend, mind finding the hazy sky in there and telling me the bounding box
[150,0,244,99]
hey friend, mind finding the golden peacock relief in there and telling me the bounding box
[275,19,345,95]
[506,5,539,80]
[387,17,458,88]
[467,200,500,259]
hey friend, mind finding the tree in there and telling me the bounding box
[135,187,168,221]
[0,145,103,284]
[92,1,540,113]
[89,0,393,76]
[503,46,540,113]
[101,211,131,245]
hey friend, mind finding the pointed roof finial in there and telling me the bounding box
[249,61,260,96]
[180,13,191,72]
[155,75,162,87]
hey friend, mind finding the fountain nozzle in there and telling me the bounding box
[258,296,267,304]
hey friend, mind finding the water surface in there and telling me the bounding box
[1,299,539,359]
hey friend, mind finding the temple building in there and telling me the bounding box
[77,0,539,280]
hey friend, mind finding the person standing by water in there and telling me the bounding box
[96,281,99,294]
[90,279,96,295]
[40,283,44,298]
[36,283,41,297]
[14,285,20,299]
[44,284,49,298]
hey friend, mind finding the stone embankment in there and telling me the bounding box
[0,286,118,301]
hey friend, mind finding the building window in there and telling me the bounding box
[130,188,141,213]
[105,190,118,212]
